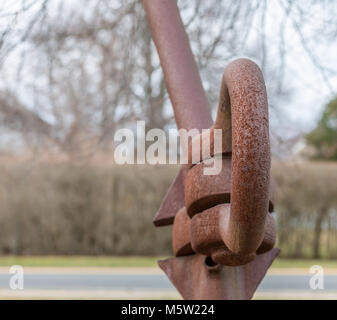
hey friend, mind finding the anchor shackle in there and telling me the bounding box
[181,59,274,264]
[221,59,271,255]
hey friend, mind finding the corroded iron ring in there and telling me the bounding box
[184,59,271,257]
[185,157,275,218]
[190,204,275,266]
[172,204,276,266]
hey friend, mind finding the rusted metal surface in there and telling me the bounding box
[142,0,212,133]
[172,205,276,266]
[172,207,194,257]
[223,59,271,255]
[190,205,275,265]
[181,59,273,265]
[143,0,213,227]
[142,0,279,300]
[185,157,231,217]
[159,249,280,300]
[153,165,187,226]
[184,157,274,218]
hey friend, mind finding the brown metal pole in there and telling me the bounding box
[142,0,212,131]
[142,1,280,300]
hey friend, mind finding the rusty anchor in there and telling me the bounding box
[143,0,280,300]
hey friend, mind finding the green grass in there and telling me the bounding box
[0,256,160,267]
[272,258,337,269]
[0,256,337,269]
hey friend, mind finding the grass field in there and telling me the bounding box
[0,256,159,267]
[0,256,337,269]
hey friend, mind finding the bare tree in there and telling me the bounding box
[0,0,336,157]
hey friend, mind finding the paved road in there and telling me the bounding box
[0,273,336,292]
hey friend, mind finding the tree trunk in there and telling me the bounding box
[313,208,328,259]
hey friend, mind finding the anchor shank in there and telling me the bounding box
[142,0,212,133]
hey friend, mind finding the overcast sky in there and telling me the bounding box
[0,0,336,152]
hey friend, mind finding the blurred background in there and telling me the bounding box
[0,0,336,299]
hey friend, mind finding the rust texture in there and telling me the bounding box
[172,207,193,257]
[225,59,271,255]
[142,0,212,132]
[159,249,280,300]
[143,0,213,227]
[182,59,273,265]
[190,204,275,265]
[142,0,279,300]
[153,166,187,226]
[185,156,274,218]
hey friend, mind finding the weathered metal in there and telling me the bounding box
[159,249,280,300]
[142,0,212,133]
[143,0,212,227]
[142,0,279,300]
[172,201,276,266]
[172,207,193,257]
[185,157,275,218]
[189,204,276,265]
[182,59,274,265]
[221,59,271,255]
[153,165,187,226]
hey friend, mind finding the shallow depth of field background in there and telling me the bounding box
[0,159,336,260]
[0,1,336,300]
